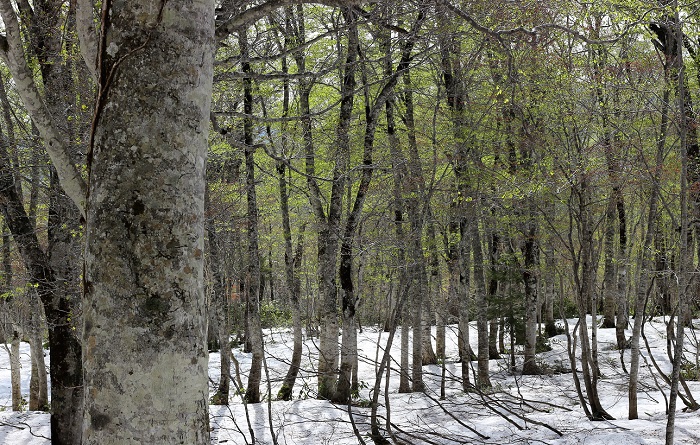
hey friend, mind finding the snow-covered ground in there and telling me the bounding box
[2,317,700,444]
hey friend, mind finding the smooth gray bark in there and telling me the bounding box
[82,1,213,443]
[28,290,48,411]
[277,5,305,402]
[10,330,21,411]
[471,217,490,388]
[571,153,613,421]
[311,7,357,399]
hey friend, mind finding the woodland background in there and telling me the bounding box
[1,1,700,444]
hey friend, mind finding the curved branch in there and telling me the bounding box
[215,0,361,40]
[0,0,87,216]
[438,0,655,45]
[76,0,99,82]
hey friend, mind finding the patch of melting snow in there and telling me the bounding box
[2,317,699,444]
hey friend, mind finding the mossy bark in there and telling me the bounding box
[82,1,213,443]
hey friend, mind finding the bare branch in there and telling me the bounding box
[0,0,88,216]
[76,0,99,82]
[215,0,362,40]
[437,0,654,45]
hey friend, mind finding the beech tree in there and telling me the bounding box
[4,2,700,444]
[3,0,214,442]
[80,0,215,442]
[0,1,87,441]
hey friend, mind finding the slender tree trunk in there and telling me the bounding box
[383,16,412,394]
[336,303,358,402]
[410,240,426,392]
[312,8,359,400]
[39,6,88,439]
[455,222,471,391]
[387,12,431,388]
[28,291,48,411]
[668,7,695,441]
[278,225,305,401]
[422,220,439,365]
[1,186,83,439]
[438,1,473,390]
[29,340,39,409]
[543,243,557,337]
[602,198,617,328]
[615,196,629,349]
[386,59,411,393]
[571,149,613,421]
[275,10,305,400]
[10,329,21,411]
[336,7,387,399]
[0,66,83,443]
[522,222,539,375]
[489,319,499,359]
[399,303,411,392]
[47,170,84,441]
[206,186,230,405]
[629,85,670,421]
[471,215,491,388]
[240,28,264,404]
[591,28,622,331]
[488,234,501,358]
[421,282,437,365]
[216,281,230,405]
[429,218,446,360]
[276,157,305,400]
[25,150,48,413]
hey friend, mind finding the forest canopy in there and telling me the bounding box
[1,1,700,444]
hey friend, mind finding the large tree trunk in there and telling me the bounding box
[82,1,213,443]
